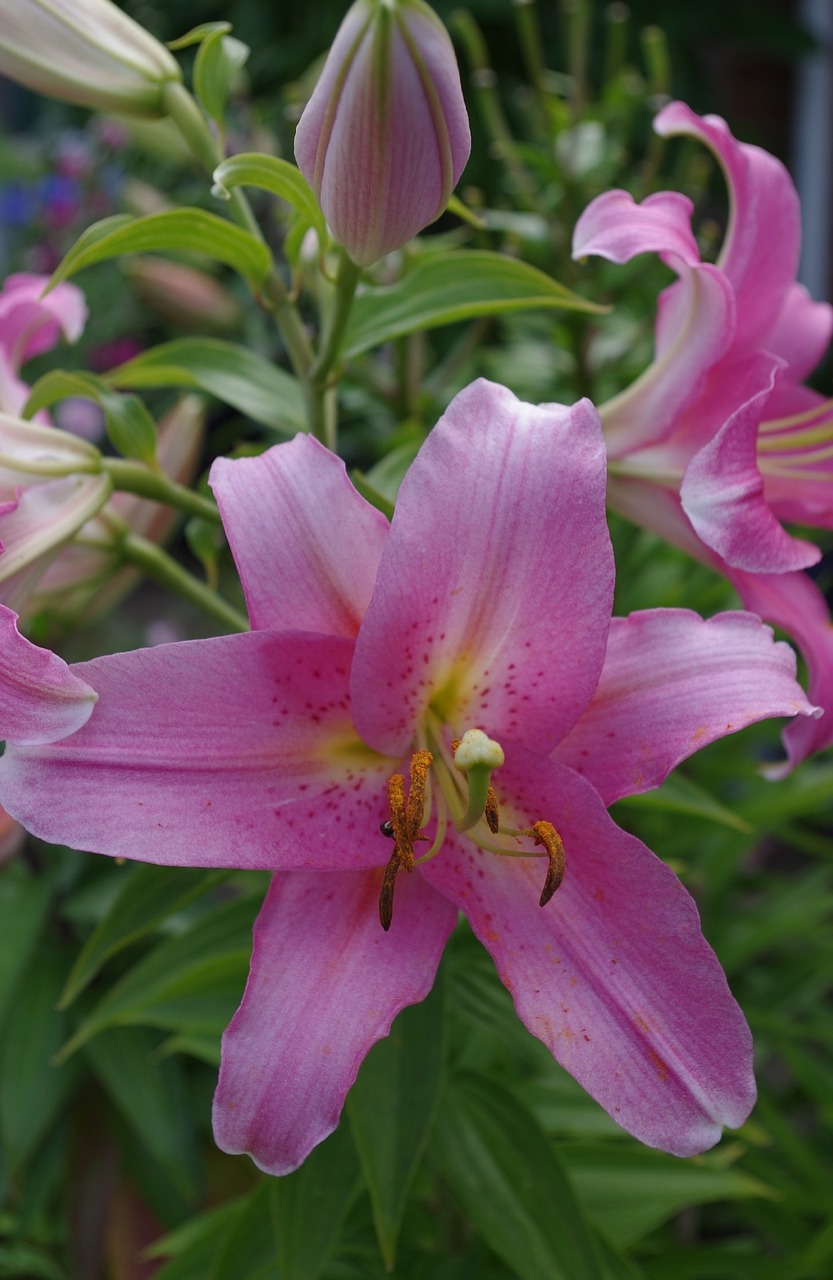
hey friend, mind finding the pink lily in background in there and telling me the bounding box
[0,380,817,1174]
[0,272,112,607]
[573,101,833,771]
[0,272,87,418]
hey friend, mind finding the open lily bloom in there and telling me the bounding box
[573,102,833,767]
[0,380,817,1174]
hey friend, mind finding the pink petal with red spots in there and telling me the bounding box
[0,631,394,870]
[351,379,613,757]
[213,867,456,1174]
[420,752,756,1156]
[554,608,818,804]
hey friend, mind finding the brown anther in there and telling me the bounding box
[530,820,566,907]
[485,785,501,834]
[378,752,433,931]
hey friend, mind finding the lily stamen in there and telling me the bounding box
[378,752,433,931]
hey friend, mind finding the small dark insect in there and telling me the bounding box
[379,819,395,838]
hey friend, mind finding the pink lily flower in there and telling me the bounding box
[0,273,113,606]
[0,272,87,418]
[0,380,817,1173]
[573,102,833,769]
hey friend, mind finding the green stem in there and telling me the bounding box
[451,9,540,211]
[162,81,316,386]
[308,249,363,447]
[120,533,248,633]
[103,458,222,523]
[512,0,549,129]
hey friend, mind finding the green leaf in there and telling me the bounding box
[613,771,753,833]
[57,892,258,1060]
[147,1198,245,1278]
[48,210,272,292]
[83,1026,200,1201]
[168,21,232,50]
[59,865,230,1009]
[0,863,55,1030]
[434,1075,610,1280]
[103,337,306,433]
[559,1142,774,1248]
[212,154,327,242]
[270,1121,362,1280]
[97,387,158,464]
[22,369,105,421]
[210,1183,277,1280]
[347,970,446,1269]
[194,31,250,126]
[0,940,81,1173]
[343,251,606,357]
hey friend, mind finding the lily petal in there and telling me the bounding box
[0,603,97,743]
[680,355,821,572]
[765,282,833,383]
[0,274,87,366]
[213,867,456,1175]
[0,632,394,869]
[554,608,819,804]
[210,436,389,638]
[572,189,700,267]
[729,568,833,775]
[421,754,756,1156]
[654,102,800,351]
[0,474,113,595]
[351,379,613,757]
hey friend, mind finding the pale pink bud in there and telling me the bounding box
[294,0,470,267]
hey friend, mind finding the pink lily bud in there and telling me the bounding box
[294,0,470,266]
[0,0,181,118]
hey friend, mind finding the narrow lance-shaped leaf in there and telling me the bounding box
[47,210,272,292]
[212,154,328,243]
[103,337,307,434]
[194,30,250,127]
[347,966,446,1269]
[270,1120,363,1280]
[59,864,231,1009]
[343,250,607,356]
[434,1074,613,1280]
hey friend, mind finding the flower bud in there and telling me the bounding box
[294,0,470,266]
[0,0,181,117]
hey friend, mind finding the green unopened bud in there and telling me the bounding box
[0,0,181,117]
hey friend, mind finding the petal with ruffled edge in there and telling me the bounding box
[729,568,833,776]
[421,752,756,1156]
[553,608,819,804]
[572,189,700,267]
[680,354,820,572]
[213,866,456,1175]
[351,380,613,758]
[210,436,389,638]
[0,631,395,869]
[0,275,87,367]
[0,603,97,744]
[576,209,736,455]
[654,102,800,352]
